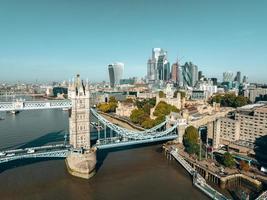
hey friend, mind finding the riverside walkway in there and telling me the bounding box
[170,149,229,200]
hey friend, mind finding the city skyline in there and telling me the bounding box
[1,0,267,83]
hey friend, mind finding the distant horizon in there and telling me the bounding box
[1,0,267,83]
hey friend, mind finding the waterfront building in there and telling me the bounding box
[181,62,198,87]
[244,87,267,103]
[108,62,124,88]
[211,104,267,148]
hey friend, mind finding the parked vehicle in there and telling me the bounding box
[27,149,35,154]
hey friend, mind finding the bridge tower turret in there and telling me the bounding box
[68,74,90,149]
[66,74,96,179]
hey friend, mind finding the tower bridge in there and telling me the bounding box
[0,99,71,112]
[0,75,181,177]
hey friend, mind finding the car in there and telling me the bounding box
[27,149,35,154]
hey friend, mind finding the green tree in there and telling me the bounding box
[222,152,235,167]
[141,118,155,129]
[109,96,117,103]
[159,91,166,98]
[130,109,149,125]
[183,126,199,155]
[153,101,179,117]
[210,93,250,108]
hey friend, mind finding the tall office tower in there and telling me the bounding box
[198,71,203,81]
[181,62,198,87]
[178,65,184,87]
[147,48,170,82]
[223,71,234,82]
[235,71,241,84]
[68,74,90,149]
[171,62,179,83]
[108,62,124,88]
[147,58,157,81]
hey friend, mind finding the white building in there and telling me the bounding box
[108,62,124,88]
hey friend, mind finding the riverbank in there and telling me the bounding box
[163,143,266,199]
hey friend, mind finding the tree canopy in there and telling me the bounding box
[97,96,118,113]
[153,101,179,117]
[222,152,235,168]
[130,99,179,129]
[210,93,250,108]
[183,126,199,155]
[159,91,166,98]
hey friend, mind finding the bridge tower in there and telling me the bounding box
[68,74,90,149]
[66,74,96,179]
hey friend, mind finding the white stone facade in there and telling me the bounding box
[68,75,90,149]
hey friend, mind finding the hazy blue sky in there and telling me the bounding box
[0,0,267,83]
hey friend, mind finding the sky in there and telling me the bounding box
[0,0,267,83]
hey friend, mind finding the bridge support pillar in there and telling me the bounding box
[65,148,97,179]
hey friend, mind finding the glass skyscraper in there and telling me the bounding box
[181,62,198,87]
[108,62,124,88]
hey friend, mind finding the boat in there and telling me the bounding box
[11,110,20,115]
[62,108,69,111]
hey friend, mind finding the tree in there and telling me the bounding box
[153,101,179,117]
[222,152,235,168]
[183,126,199,155]
[130,109,149,125]
[159,91,166,98]
[141,118,155,129]
[210,93,250,108]
[109,96,117,103]
[239,160,250,171]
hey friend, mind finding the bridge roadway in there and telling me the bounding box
[170,149,229,200]
[0,100,71,111]
[0,144,70,164]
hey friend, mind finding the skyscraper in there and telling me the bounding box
[147,48,170,82]
[171,62,178,83]
[108,62,124,88]
[223,71,234,82]
[181,62,198,87]
[235,71,241,84]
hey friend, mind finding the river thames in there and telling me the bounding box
[0,109,209,200]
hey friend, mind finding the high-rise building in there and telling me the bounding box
[223,71,234,82]
[181,62,198,87]
[211,78,218,86]
[108,62,124,88]
[198,71,203,81]
[235,71,241,84]
[157,54,170,81]
[147,48,170,82]
[171,62,179,83]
